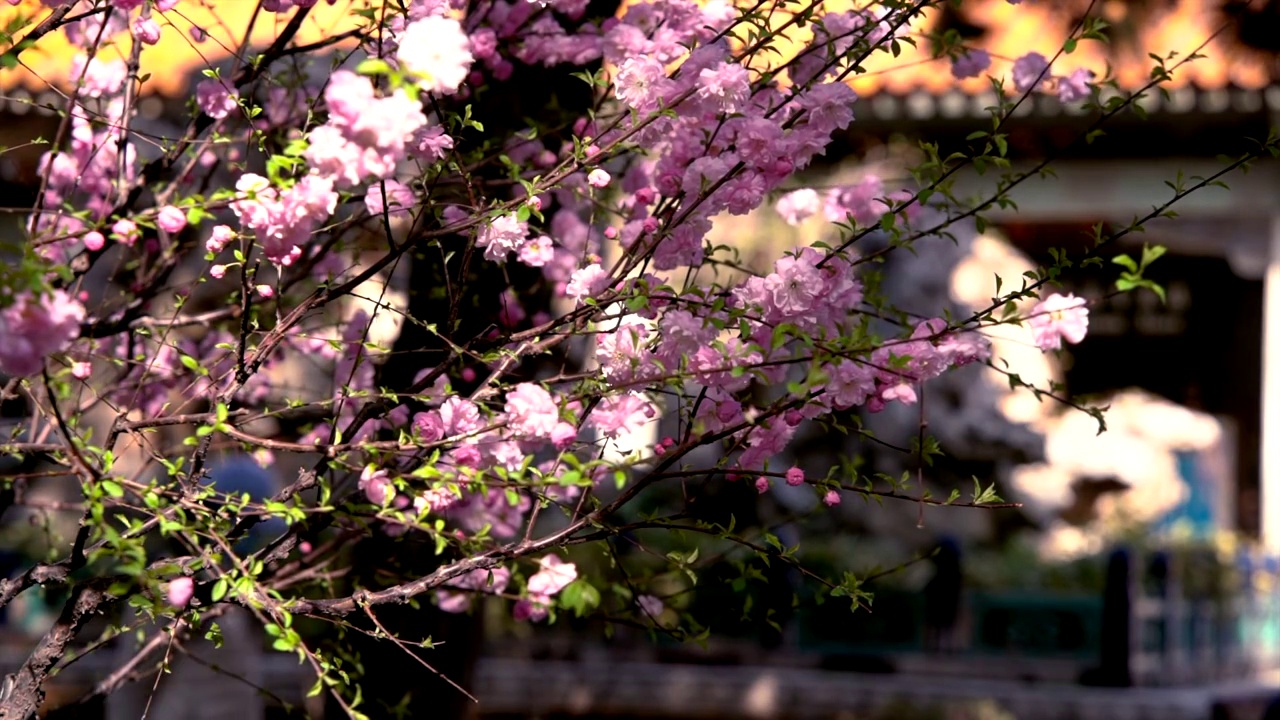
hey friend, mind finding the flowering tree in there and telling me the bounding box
[0,0,1269,716]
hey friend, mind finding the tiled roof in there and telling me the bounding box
[0,0,1271,99]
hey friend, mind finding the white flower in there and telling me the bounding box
[396,16,474,96]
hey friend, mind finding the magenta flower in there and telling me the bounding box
[1028,293,1090,350]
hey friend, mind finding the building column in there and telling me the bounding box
[1261,215,1280,553]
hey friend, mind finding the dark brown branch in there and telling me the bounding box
[0,578,116,719]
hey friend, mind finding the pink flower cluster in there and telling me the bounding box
[303,70,427,188]
[514,555,577,622]
[230,174,337,266]
[0,289,86,377]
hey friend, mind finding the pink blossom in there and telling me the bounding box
[614,56,669,109]
[517,235,555,267]
[551,421,578,449]
[196,79,239,119]
[513,597,551,622]
[477,213,528,262]
[566,263,609,303]
[440,396,484,436]
[765,253,823,316]
[504,383,560,439]
[71,361,92,380]
[167,577,195,609]
[409,125,454,163]
[1028,293,1089,350]
[775,188,820,226]
[880,383,918,405]
[590,392,656,439]
[156,205,187,234]
[527,555,577,596]
[413,411,445,442]
[937,331,992,366]
[823,490,841,506]
[112,219,139,246]
[470,28,498,60]
[83,231,104,252]
[785,466,805,486]
[755,476,770,493]
[303,72,426,188]
[359,465,393,505]
[364,180,416,217]
[0,289,85,377]
[210,264,227,279]
[696,62,750,112]
[587,168,611,188]
[70,55,127,99]
[255,284,274,298]
[597,316,657,386]
[397,16,474,95]
[416,487,459,516]
[207,225,235,253]
[132,16,161,45]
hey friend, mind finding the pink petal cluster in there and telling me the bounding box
[303,71,427,188]
[516,555,578,622]
[503,383,563,440]
[590,392,657,439]
[196,79,239,119]
[0,289,86,377]
[476,213,529,262]
[1028,293,1090,350]
[396,16,474,95]
[230,174,337,266]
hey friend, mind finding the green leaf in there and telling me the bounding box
[559,579,601,617]
[100,479,124,498]
[356,58,392,76]
[211,577,229,602]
